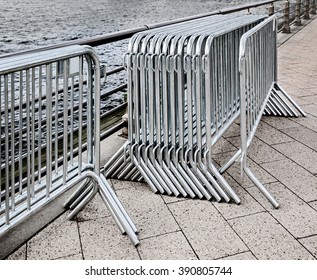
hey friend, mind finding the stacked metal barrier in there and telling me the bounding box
[106,15,263,203]
[105,14,305,207]
[0,46,139,245]
[237,16,305,207]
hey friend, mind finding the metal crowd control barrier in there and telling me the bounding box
[0,45,139,245]
[105,14,305,207]
[229,15,305,208]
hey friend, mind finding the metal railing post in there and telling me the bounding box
[282,0,291,33]
[268,2,275,16]
[304,0,310,18]
[295,0,302,25]
[311,0,317,14]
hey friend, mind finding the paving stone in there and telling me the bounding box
[248,182,317,238]
[55,254,83,260]
[278,83,316,98]
[301,104,317,118]
[117,185,180,239]
[213,152,277,188]
[280,79,317,90]
[6,244,26,260]
[228,212,314,260]
[291,114,317,133]
[285,72,317,85]
[273,141,317,174]
[301,95,317,105]
[27,212,81,260]
[281,125,317,151]
[213,137,237,154]
[223,122,240,138]
[220,251,256,260]
[100,133,127,166]
[255,122,293,145]
[168,200,247,259]
[309,201,317,211]
[111,179,145,191]
[138,231,197,260]
[212,175,265,220]
[227,137,286,164]
[298,236,317,259]
[78,216,140,260]
[261,159,317,202]
[160,194,189,204]
[77,193,111,222]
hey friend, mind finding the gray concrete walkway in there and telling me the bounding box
[6,17,317,260]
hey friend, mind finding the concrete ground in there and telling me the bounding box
[6,17,317,260]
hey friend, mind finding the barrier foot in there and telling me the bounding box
[244,167,279,209]
[63,179,91,209]
[67,182,99,220]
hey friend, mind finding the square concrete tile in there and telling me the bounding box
[27,212,81,260]
[301,104,317,118]
[301,95,317,105]
[292,114,317,133]
[228,160,278,189]
[168,200,247,259]
[54,254,83,260]
[212,175,265,220]
[223,122,240,138]
[100,134,127,166]
[6,244,26,260]
[281,79,317,90]
[309,201,317,211]
[77,193,111,222]
[219,251,256,260]
[229,212,314,259]
[138,231,197,260]
[273,141,317,174]
[298,236,317,259]
[78,216,140,260]
[278,83,315,98]
[213,152,278,188]
[281,126,317,151]
[227,137,286,164]
[261,159,317,202]
[111,179,144,191]
[248,182,317,238]
[160,194,189,204]
[261,116,301,130]
[247,137,287,164]
[117,185,180,239]
[213,138,237,154]
[255,122,293,145]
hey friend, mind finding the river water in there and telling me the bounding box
[0,0,272,55]
[0,0,276,109]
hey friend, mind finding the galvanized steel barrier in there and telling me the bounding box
[235,15,305,207]
[0,45,139,245]
[105,14,305,207]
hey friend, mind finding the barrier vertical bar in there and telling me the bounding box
[46,64,53,197]
[4,75,10,224]
[10,73,15,211]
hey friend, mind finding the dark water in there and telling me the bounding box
[0,0,274,108]
[0,0,271,55]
